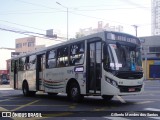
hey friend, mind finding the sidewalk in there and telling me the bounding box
[0,84,13,90]
[144,79,160,84]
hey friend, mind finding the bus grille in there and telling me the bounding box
[115,71,143,79]
[118,85,142,92]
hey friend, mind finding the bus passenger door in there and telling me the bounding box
[87,41,102,94]
[13,60,18,89]
[36,54,45,91]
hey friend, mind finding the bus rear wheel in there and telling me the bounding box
[102,95,113,101]
[22,82,36,96]
[68,82,84,102]
[22,82,30,96]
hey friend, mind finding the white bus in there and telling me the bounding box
[10,31,144,102]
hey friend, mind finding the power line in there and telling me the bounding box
[0,26,65,42]
[14,0,61,10]
[71,6,150,11]
[11,0,150,27]
[0,20,45,31]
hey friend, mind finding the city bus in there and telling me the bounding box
[10,31,144,102]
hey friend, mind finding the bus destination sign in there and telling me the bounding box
[107,33,140,44]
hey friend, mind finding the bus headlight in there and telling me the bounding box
[105,77,118,88]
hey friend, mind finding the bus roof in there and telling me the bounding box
[11,31,139,59]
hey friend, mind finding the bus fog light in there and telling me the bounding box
[112,80,118,87]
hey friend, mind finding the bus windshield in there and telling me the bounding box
[106,43,142,71]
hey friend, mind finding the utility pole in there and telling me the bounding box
[56,2,69,41]
[132,25,138,36]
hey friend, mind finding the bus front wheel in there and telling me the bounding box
[68,82,83,102]
[102,95,113,101]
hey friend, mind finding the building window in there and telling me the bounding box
[28,42,35,47]
[16,43,22,48]
[23,42,27,46]
[149,47,160,53]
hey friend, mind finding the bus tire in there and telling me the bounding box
[102,95,113,101]
[22,82,30,97]
[68,82,84,102]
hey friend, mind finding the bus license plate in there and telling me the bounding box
[129,88,135,92]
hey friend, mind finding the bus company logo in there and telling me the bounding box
[1,112,42,118]
[2,112,11,117]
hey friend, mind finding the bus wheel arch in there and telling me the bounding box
[66,78,84,102]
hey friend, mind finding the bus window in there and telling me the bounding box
[57,46,69,67]
[70,42,85,65]
[28,55,36,70]
[11,60,15,72]
[47,49,56,68]
[19,57,26,71]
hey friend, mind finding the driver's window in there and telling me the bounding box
[103,44,110,70]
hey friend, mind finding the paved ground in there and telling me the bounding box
[0,80,160,120]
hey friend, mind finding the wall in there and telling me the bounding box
[0,48,15,70]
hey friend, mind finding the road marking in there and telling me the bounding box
[0,107,8,111]
[144,108,160,111]
[116,96,126,103]
[69,103,77,109]
[43,112,73,117]
[134,101,154,104]
[119,98,160,101]
[0,104,69,106]
[144,108,160,120]
[11,100,39,111]
[149,117,160,120]
[103,117,130,120]
[93,108,105,111]
[0,97,19,102]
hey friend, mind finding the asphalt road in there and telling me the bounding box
[0,80,160,120]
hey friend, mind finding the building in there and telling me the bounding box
[151,0,160,35]
[140,35,160,80]
[15,36,62,54]
[76,21,123,38]
[0,47,15,80]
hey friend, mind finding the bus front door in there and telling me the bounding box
[87,41,102,94]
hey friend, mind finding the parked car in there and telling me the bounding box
[1,78,9,84]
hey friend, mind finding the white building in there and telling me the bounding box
[151,0,160,35]
[0,48,15,70]
[76,21,123,38]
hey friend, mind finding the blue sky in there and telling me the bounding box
[0,0,151,48]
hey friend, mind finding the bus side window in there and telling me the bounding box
[25,56,29,70]
[28,55,36,70]
[19,57,25,71]
[57,46,69,67]
[46,50,56,68]
[70,42,84,66]
[11,60,15,72]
